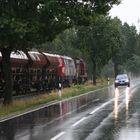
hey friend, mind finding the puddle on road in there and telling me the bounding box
[116,127,140,140]
[0,87,111,140]
[115,111,140,140]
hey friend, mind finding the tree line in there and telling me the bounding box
[41,16,140,85]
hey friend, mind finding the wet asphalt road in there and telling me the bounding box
[1,80,140,140]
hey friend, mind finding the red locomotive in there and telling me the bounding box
[74,58,87,84]
[0,51,87,95]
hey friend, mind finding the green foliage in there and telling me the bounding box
[101,60,114,78]
[114,23,139,75]
[120,23,137,63]
[40,28,83,58]
[0,0,121,50]
[0,0,43,50]
[77,16,124,67]
[125,55,140,75]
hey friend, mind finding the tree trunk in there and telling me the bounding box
[1,48,13,105]
[92,61,96,85]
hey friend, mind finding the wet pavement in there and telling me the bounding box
[1,80,140,140]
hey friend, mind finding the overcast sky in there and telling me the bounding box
[109,0,140,32]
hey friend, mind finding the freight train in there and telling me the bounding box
[0,51,87,95]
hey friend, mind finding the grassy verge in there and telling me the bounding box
[0,79,110,118]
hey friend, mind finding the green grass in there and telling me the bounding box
[0,80,110,118]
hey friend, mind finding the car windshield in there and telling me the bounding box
[116,74,128,79]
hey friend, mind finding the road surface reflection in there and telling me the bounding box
[114,88,119,121]
[114,87,130,123]
[125,87,130,127]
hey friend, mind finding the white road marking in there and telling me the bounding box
[50,131,65,140]
[89,100,113,115]
[72,117,87,127]
[93,98,100,102]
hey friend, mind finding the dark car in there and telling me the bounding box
[114,74,130,88]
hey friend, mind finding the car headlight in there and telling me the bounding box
[115,80,118,83]
[125,79,129,82]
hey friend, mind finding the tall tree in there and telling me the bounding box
[108,17,125,77]
[0,0,42,104]
[76,16,124,84]
[121,23,137,62]
[120,23,138,75]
